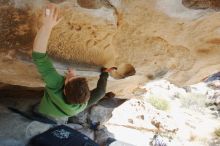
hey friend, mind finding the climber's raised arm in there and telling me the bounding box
[32,4,63,89]
[33,4,61,53]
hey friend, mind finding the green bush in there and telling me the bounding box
[147,96,170,111]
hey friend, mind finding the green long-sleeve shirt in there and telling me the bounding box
[32,52,108,119]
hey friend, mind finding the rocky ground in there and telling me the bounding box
[1,73,220,146]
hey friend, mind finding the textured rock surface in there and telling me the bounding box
[1,0,220,94]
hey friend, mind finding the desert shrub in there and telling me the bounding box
[179,93,206,113]
[147,96,170,111]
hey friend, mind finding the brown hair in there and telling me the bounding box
[64,77,90,104]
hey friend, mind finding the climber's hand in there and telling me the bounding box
[101,67,117,73]
[42,4,62,29]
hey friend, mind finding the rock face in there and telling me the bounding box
[1,0,220,93]
[182,0,220,10]
[0,1,40,52]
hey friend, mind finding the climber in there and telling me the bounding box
[32,4,115,124]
